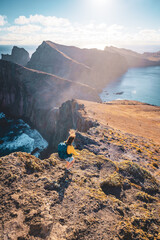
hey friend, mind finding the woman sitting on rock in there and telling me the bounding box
[58,129,79,171]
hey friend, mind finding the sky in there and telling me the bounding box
[0,0,160,52]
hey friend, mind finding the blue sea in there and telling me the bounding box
[0,112,48,158]
[100,66,160,106]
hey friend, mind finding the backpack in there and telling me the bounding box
[58,142,72,159]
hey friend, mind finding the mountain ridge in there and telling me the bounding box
[26,40,128,90]
[27,41,91,86]
[26,41,160,91]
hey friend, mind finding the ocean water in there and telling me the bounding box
[0,112,48,158]
[100,66,160,106]
[0,45,37,58]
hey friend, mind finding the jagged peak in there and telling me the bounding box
[34,40,91,70]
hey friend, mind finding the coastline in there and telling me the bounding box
[100,65,160,107]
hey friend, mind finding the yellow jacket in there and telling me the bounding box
[67,145,79,155]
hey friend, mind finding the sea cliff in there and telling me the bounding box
[26,41,128,90]
[0,60,100,145]
[26,41,160,91]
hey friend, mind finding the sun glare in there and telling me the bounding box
[95,0,107,5]
[88,0,112,7]
[85,0,113,17]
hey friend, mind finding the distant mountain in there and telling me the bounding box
[1,46,30,66]
[26,41,128,90]
[2,42,160,93]
[143,51,160,61]
[104,46,160,68]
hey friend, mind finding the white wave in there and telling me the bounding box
[0,114,48,157]
[25,128,48,151]
[0,112,5,119]
[0,133,34,153]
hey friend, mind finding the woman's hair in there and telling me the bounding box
[66,136,75,145]
[66,129,76,145]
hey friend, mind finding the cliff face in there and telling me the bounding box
[27,41,91,86]
[27,41,128,90]
[46,99,99,153]
[0,60,100,144]
[1,46,30,66]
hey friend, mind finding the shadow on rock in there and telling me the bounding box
[101,184,122,199]
[44,170,73,202]
[57,171,73,202]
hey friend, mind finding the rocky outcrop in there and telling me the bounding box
[1,46,30,66]
[0,60,100,147]
[46,99,99,153]
[27,41,128,91]
[105,46,160,68]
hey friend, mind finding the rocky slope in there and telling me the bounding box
[1,46,30,66]
[27,41,128,90]
[0,99,160,239]
[43,99,160,155]
[0,60,100,144]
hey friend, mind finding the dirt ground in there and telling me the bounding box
[77,100,160,145]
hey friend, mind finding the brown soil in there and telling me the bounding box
[77,100,160,145]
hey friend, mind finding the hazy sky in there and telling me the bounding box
[0,0,160,51]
